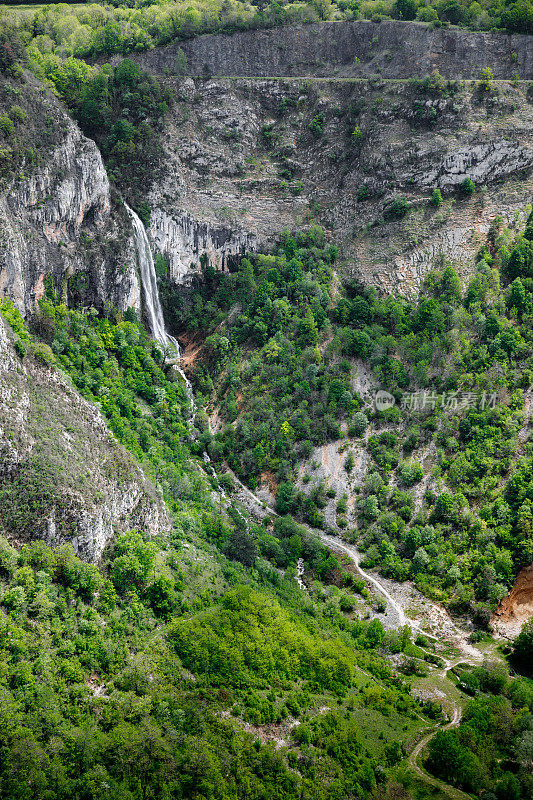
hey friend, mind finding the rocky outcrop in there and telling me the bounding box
[150,207,258,282]
[0,313,170,561]
[138,20,533,80]
[493,564,533,638]
[145,74,533,296]
[0,73,141,317]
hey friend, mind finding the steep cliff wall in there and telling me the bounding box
[0,312,170,561]
[150,206,259,283]
[138,20,533,80]
[146,75,533,296]
[0,72,141,317]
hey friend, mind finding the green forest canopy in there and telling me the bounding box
[2,0,533,71]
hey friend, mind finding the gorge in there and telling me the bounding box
[0,10,532,800]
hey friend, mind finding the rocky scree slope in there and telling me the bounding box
[0,312,169,561]
[0,72,141,317]
[147,74,533,295]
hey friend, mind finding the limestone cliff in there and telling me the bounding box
[0,72,141,317]
[146,74,533,296]
[138,20,533,80]
[0,313,170,561]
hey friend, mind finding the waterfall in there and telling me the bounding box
[126,204,177,352]
[126,203,197,425]
[127,204,250,535]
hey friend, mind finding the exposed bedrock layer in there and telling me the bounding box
[137,20,533,80]
[147,74,533,295]
[0,74,141,317]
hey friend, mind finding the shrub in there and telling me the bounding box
[0,114,14,137]
[2,586,26,611]
[430,188,443,207]
[394,0,417,20]
[308,112,325,137]
[460,177,476,196]
[357,185,371,202]
[419,70,447,96]
[417,6,438,21]
[174,48,188,76]
[511,619,533,674]
[399,460,424,486]
[223,528,258,567]
[14,339,26,359]
[0,537,17,577]
[344,452,355,473]
[352,126,364,146]
[31,341,55,366]
[350,411,368,437]
[9,105,27,124]
[385,196,410,219]
[478,67,494,92]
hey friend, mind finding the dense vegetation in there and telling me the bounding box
[164,227,353,491]
[175,210,533,623]
[0,284,454,799]
[0,529,395,800]
[427,673,533,798]
[2,237,533,800]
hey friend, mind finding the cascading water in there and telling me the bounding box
[126,204,197,426]
[126,204,175,352]
[127,206,253,538]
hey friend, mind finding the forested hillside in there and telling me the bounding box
[177,212,533,618]
[1,6,533,800]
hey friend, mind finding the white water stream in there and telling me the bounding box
[126,205,196,424]
[127,204,250,531]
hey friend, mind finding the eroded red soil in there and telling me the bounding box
[493,563,533,638]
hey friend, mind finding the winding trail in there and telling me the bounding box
[405,655,480,800]
[198,424,486,799]
[321,535,484,800]
[407,713,473,800]
[319,533,408,628]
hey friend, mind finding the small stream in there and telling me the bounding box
[127,203,249,533]
[127,205,474,624]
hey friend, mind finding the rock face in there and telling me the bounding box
[150,206,258,283]
[493,564,533,638]
[145,74,533,296]
[3,26,532,307]
[0,313,170,561]
[0,73,141,317]
[138,20,533,80]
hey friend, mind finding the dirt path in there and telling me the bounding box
[319,533,408,628]
[212,461,485,799]
[326,536,483,800]
[405,656,476,800]
[407,716,473,800]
